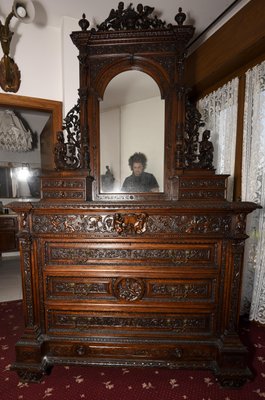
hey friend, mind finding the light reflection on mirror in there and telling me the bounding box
[100,71,165,193]
[0,166,41,198]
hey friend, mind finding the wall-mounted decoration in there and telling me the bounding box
[0,0,35,92]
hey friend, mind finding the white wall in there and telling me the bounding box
[100,108,121,191]
[6,22,62,101]
[61,17,80,115]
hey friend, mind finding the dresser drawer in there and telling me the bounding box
[44,240,220,268]
[0,216,18,252]
[44,274,217,304]
[41,177,88,201]
[46,308,215,338]
[0,216,17,229]
[46,339,217,366]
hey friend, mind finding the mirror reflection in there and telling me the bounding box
[0,165,41,198]
[100,71,165,193]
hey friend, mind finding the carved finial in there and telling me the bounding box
[79,14,90,31]
[175,7,186,25]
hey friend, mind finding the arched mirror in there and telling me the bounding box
[100,71,165,193]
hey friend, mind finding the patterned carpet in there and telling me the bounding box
[0,300,264,400]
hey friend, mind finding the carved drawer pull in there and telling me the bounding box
[174,348,183,358]
[74,345,86,356]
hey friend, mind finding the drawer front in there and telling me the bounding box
[0,231,18,251]
[42,190,86,200]
[47,340,216,365]
[45,274,217,303]
[45,241,219,268]
[41,178,87,201]
[46,309,215,337]
[0,216,17,229]
[42,178,86,189]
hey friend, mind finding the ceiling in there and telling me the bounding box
[1,0,248,46]
[0,0,249,108]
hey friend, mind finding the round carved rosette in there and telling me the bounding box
[113,277,145,301]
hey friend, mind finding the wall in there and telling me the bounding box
[100,108,121,191]
[0,13,80,114]
[61,17,79,115]
[4,22,62,101]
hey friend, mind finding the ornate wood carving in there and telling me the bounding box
[113,212,148,234]
[151,282,210,299]
[54,101,81,170]
[49,311,211,334]
[9,2,260,388]
[47,246,212,265]
[113,277,145,301]
[32,213,231,235]
[95,2,166,31]
[20,236,34,327]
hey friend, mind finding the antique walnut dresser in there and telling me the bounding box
[10,3,259,387]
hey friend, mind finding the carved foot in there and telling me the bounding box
[215,368,252,388]
[12,359,52,383]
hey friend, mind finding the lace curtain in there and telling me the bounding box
[197,78,239,201]
[241,60,265,323]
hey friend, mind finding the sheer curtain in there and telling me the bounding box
[241,61,265,323]
[197,79,239,200]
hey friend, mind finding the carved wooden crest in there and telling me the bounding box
[113,212,148,234]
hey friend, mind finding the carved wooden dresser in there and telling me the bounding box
[10,3,259,387]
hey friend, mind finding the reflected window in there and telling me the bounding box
[100,71,165,193]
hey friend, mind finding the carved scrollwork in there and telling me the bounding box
[152,282,209,299]
[52,313,210,333]
[54,101,81,170]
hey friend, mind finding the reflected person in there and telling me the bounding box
[121,152,159,192]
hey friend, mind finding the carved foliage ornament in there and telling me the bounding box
[113,277,145,301]
[32,213,231,235]
[54,101,81,170]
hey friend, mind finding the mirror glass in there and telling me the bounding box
[100,71,165,193]
[0,166,41,198]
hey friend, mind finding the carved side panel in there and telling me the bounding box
[20,236,34,327]
[227,240,245,332]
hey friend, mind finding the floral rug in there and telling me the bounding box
[0,300,264,400]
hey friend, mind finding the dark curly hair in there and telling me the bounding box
[128,152,147,170]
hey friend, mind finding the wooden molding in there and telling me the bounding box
[0,93,62,137]
[186,0,265,98]
[0,93,63,170]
